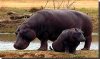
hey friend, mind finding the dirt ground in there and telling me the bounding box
[0,50,98,58]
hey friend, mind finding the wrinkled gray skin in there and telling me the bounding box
[51,28,86,54]
[14,9,92,50]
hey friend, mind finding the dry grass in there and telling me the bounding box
[0,0,98,33]
[0,50,98,58]
[0,7,98,33]
[0,33,98,41]
[0,0,98,9]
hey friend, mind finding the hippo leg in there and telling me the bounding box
[69,42,80,54]
[38,40,48,51]
[64,42,69,53]
[82,35,92,50]
[65,46,69,53]
[69,48,76,54]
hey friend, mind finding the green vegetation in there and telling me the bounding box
[0,7,30,18]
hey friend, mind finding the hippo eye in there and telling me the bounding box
[15,28,20,35]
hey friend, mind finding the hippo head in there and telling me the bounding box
[14,24,36,50]
[70,28,86,42]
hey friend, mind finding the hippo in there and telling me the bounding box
[50,28,86,54]
[14,9,92,50]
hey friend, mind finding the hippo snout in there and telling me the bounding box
[14,39,30,50]
[14,44,26,50]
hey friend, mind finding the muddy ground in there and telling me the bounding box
[0,50,98,58]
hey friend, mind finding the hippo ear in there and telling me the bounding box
[75,28,84,33]
[15,28,20,35]
[69,28,76,33]
[71,28,75,31]
[75,28,79,31]
[15,31,18,35]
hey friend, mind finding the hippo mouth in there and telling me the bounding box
[14,39,30,50]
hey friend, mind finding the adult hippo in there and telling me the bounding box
[14,9,92,50]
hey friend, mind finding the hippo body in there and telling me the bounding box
[51,28,86,53]
[14,9,92,50]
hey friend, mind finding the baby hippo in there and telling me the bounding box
[50,28,86,54]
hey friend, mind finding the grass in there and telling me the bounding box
[0,0,97,8]
[0,7,98,33]
[0,0,98,33]
[0,34,15,41]
[0,33,98,42]
[74,8,98,32]
[0,7,30,18]
[0,19,24,33]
